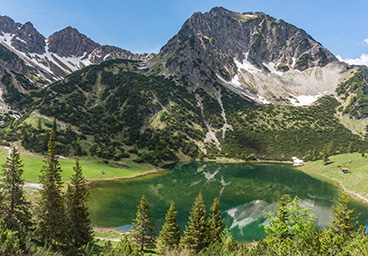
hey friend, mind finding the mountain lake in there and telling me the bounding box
[88,161,368,242]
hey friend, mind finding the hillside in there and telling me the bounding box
[0,59,365,165]
[0,7,368,165]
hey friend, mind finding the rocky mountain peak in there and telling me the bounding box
[0,16,46,54]
[161,7,337,70]
[0,15,19,34]
[47,26,99,57]
[12,21,46,54]
[157,7,343,105]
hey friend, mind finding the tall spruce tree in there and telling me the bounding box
[265,194,291,240]
[0,219,21,256]
[329,193,360,237]
[322,145,330,164]
[130,195,156,251]
[65,157,93,248]
[36,131,66,247]
[348,142,354,154]
[265,195,316,243]
[0,146,31,244]
[208,197,225,244]
[157,201,180,254]
[327,140,336,156]
[181,193,209,253]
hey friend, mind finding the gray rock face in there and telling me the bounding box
[11,22,46,54]
[0,16,46,54]
[0,16,20,33]
[89,45,154,63]
[47,26,99,57]
[0,16,154,82]
[159,7,338,89]
[0,44,27,74]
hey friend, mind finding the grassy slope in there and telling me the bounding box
[299,153,368,201]
[0,147,155,183]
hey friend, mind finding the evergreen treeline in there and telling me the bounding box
[102,192,368,256]
[0,132,93,255]
[1,134,368,255]
[2,59,368,166]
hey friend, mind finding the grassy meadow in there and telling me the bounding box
[0,146,156,183]
[299,153,368,201]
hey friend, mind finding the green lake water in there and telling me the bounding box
[88,162,368,242]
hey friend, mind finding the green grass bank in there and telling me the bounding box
[0,146,156,183]
[299,153,368,203]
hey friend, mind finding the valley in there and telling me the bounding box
[1,5,368,254]
[88,161,368,242]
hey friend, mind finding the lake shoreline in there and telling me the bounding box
[297,166,368,205]
[86,167,166,185]
[90,160,368,242]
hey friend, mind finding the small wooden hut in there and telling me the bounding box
[341,168,349,174]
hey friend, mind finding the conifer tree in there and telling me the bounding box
[36,131,66,247]
[157,201,180,254]
[0,219,21,256]
[348,141,354,154]
[265,194,291,240]
[329,193,360,237]
[52,118,57,133]
[311,147,317,161]
[130,195,156,251]
[265,195,316,242]
[208,197,225,244]
[322,145,330,164]
[181,193,209,253]
[0,146,31,244]
[65,157,93,248]
[327,140,336,156]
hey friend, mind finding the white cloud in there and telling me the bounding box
[337,54,368,66]
[364,38,368,45]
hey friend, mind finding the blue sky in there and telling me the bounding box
[1,0,368,64]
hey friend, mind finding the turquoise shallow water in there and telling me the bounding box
[88,161,368,242]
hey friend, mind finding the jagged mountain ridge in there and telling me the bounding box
[155,7,354,105]
[0,15,154,81]
[1,7,368,163]
[9,59,366,163]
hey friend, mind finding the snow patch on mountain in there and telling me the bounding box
[15,37,27,44]
[216,73,271,104]
[196,94,221,151]
[215,90,233,139]
[289,93,325,106]
[218,61,351,105]
[0,33,58,80]
[263,62,283,76]
[0,32,14,45]
[291,57,297,68]
[0,34,95,81]
[234,52,261,75]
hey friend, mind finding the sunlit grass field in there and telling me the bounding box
[0,147,155,183]
[300,153,368,200]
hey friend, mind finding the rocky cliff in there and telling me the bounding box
[155,7,352,105]
[0,16,154,81]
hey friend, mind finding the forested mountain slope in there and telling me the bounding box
[0,8,368,164]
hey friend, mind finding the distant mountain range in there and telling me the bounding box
[0,15,153,81]
[0,7,367,163]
